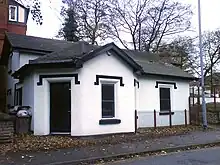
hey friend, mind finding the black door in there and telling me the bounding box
[50,82,71,133]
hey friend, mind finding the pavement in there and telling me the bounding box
[1,129,220,165]
[107,146,220,165]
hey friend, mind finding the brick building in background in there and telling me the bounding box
[0,0,29,112]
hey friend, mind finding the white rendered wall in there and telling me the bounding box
[18,51,191,135]
[137,77,190,128]
[28,52,136,136]
[31,69,81,135]
[7,51,41,106]
[19,53,40,68]
[23,73,35,130]
[7,51,19,106]
[78,52,136,136]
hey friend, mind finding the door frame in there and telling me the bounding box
[44,77,73,135]
[49,81,71,134]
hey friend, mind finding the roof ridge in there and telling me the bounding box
[30,44,76,64]
[5,32,73,43]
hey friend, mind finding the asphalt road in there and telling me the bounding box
[106,147,220,165]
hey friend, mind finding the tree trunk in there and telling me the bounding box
[138,20,141,51]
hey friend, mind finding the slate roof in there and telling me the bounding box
[136,60,194,79]
[6,33,195,80]
[6,32,73,53]
[30,41,99,64]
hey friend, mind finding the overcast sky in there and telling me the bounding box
[26,0,220,40]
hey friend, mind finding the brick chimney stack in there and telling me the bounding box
[0,0,9,55]
[0,0,29,56]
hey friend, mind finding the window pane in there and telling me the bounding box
[18,88,22,106]
[102,84,114,100]
[102,84,115,118]
[102,101,115,117]
[10,7,16,20]
[160,88,170,99]
[159,87,171,111]
[160,100,171,111]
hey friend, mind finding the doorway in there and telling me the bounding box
[50,82,71,133]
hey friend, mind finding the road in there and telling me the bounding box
[106,147,220,165]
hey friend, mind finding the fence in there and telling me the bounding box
[189,85,220,125]
[190,85,220,105]
[135,110,188,129]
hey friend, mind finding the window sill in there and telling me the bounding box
[159,111,175,116]
[99,119,121,125]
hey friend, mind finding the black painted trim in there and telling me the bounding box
[155,81,177,89]
[7,89,12,96]
[37,74,80,86]
[94,75,124,86]
[8,70,12,74]
[14,83,18,105]
[99,119,121,125]
[159,111,175,116]
[134,79,139,88]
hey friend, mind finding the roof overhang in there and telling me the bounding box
[142,72,198,81]
[12,61,82,79]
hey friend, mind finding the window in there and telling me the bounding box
[15,87,22,106]
[9,5,17,21]
[102,84,115,118]
[159,87,171,112]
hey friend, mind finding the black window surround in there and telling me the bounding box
[15,87,23,106]
[159,111,174,116]
[155,81,177,89]
[101,84,115,118]
[99,119,121,125]
[94,75,124,86]
[37,74,80,86]
[159,87,172,115]
[134,79,139,88]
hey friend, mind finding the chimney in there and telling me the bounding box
[0,0,8,56]
[7,0,30,35]
[0,0,29,56]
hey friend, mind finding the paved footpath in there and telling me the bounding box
[1,130,220,165]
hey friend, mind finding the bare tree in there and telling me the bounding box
[177,30,220,80]
[201,30,220,90]
[18,0,43,25]
[141,0,193,51]
[62,0,109,45]
[106,0,150,50]
[156,36,198,75]
[106,0,192,51]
